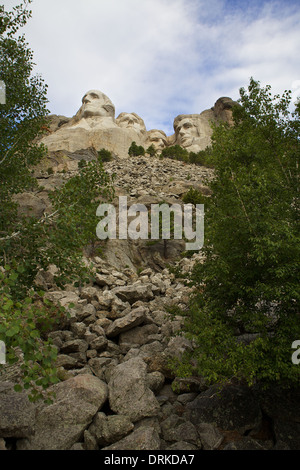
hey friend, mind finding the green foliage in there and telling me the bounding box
[189,148,214,167]
[146,144,157,157]
[0,266,64,402]
[0,3,115,398]
[173,78,300,389]
[160,145,213,167]
[182,187,207,206]
[48,153,115,269]
[98,148,113,162]
[128,141,145,157]
[160,145,189,162]
[0,1,49,234]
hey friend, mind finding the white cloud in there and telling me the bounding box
[3,0,300,135]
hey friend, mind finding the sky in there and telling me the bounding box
[4,0,300,135]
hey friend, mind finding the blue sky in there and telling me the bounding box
[5,0,300,135]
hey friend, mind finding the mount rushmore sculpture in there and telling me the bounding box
[41,90,237,157]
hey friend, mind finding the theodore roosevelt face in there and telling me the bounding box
[147,130,167,151]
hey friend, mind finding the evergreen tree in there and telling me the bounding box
[128,141,145,157]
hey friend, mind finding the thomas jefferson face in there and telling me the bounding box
[116,113,146,133]
[80,90,115,119]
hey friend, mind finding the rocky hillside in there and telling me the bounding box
[1,150,299,451]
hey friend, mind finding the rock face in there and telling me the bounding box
[39,89,237,158]
[169,97,237,153]
[40,90,147,156]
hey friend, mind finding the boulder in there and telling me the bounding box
[88,412,134,447]
[108,357,160,422]
[0,382,35,439]
[119,323,159,352]
[187,384,262,435]
[101,426,161,450]
[112,284,154,304]
[105,306,147,338]
[160,414,200,446]
[17,374,108,450]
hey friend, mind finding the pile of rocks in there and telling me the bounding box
[1,153,299,451]
[1,255,299,451]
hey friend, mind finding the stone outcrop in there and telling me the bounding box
[39,89,237,158]
[40,90,146,156]
[169,97,238,153]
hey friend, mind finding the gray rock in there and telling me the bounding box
[89,336,108,352]
[146,371,165,393]
[161,414,200,446]
[101,426,161,450]
[196,423,224,450]
[83,429,98,450]
[0,382,35,439]
[223,437,268,450]
[112,284,154,304]
[0,438,7,450]
[17,374,108,450]
[257,386,300,450]
[69,442,85,450]
[70,322,87,338]
[187,384,262,435]
[55,354,79,370]
[88,412,134,446]
[108,358,160,422]
[60,339,88,354]
[119,324,159,352]
[106,306,147,338]
[172,376,208,394]
[165,441,198,450]
[176,393,198,405]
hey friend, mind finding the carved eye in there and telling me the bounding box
[103,105,114,114]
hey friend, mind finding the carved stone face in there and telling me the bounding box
[174,117,200,148]
[116,113,146,133]
[147,130,167,151]
[79,90,115,119]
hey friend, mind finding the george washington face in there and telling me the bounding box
[79,90,115,119]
